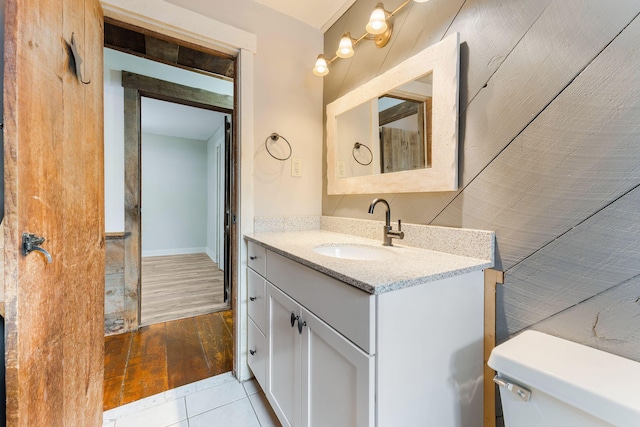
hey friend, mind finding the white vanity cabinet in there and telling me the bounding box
[246,240,485,427]
[267,283,374,427]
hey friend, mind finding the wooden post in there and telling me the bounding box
[484,268,504,427]
[0,220,4,318]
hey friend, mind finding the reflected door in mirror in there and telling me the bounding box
[379,96,432,173]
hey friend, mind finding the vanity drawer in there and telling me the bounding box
[248,318,266,389]
[247,241,267,277]
[266,250,375,354]
[247,268,266,333]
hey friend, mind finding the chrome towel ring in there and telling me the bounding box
[352,142,373,166]
[265,133,292,161]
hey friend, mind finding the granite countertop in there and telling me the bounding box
[245,230,493,294]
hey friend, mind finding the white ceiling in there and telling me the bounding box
[141,97,226,141]
[254,0,357,31]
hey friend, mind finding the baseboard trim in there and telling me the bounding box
[142,247,207,257]
[205,247,217,263]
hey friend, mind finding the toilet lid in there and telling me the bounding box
[488,331,640,426]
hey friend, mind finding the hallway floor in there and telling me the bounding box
[141,253,228,325]
[104,311,233,410]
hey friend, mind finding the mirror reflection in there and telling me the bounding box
[326,33,459,195]
[335,73,432,179]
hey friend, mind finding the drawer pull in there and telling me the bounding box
[249,349,257,356]
[249,255,258,260]
[249,296,257,301]
[291,312,297,327]
[298,319,307,335]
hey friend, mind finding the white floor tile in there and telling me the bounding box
[242,378,261,396]
[195,372,236,392]
[105,392,171,422]
[188,399,260,427]
[104,373,282,427]
[165,381,198,401]
[248,392,281,427]
[186,379,247,417]
[114,399,187,427]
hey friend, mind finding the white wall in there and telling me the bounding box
[141,133,208,256]
[165,0,324,218]
[336,100,377,178]
[104,47,233,232]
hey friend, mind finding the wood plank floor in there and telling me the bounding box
[103,310,234,411]
[141,253,228,325]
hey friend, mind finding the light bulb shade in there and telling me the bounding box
[336,33,355,58]
[313,54,329,76]
[366,4,388,35]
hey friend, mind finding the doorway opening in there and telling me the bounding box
[103,20,238,409]
[139,98,230,325]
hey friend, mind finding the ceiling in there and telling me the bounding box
[141,97,226,141]
[127,0,361,140]
[253,0,357,30]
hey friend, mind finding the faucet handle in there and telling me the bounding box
[392,219,405,241]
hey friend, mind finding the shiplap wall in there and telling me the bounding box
[323,0,640,359]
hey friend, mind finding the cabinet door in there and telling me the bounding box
[301,308,375,427]
[267,284,301,427]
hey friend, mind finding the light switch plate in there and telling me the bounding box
[292,158,303,177]
[337,160,346,178]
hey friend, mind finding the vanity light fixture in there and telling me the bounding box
[313,0,429,76]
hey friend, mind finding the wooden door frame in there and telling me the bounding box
[101,0,257,381]
[121,71,234,332]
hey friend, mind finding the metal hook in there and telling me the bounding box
[69,33,91,85]
[22,233,53,264]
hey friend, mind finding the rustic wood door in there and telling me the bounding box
[3,0,104,425]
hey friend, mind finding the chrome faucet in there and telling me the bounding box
[368,198,404,246]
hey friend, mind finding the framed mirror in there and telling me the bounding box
[326,33,459,194]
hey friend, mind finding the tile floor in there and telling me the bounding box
[103,372,280,427]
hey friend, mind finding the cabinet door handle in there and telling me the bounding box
[249,349,257,356]
[249,296,257,301]
[249,255,257,260]
[290,311,297,327]
[298,319,307,335]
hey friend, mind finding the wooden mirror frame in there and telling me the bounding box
[326,32,460,194]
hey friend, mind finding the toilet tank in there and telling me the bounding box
[488,331,640,427]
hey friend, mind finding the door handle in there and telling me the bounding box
[22,233,53,264]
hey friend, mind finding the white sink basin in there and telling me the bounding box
[312,244,398,261]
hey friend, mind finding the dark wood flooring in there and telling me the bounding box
[104,310,233,410]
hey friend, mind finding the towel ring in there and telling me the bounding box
[265,133,292,161]
[352,142,373,166]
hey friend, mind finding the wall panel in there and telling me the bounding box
[323,0,640,359]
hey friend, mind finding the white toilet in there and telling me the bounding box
[488,330,640,427]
